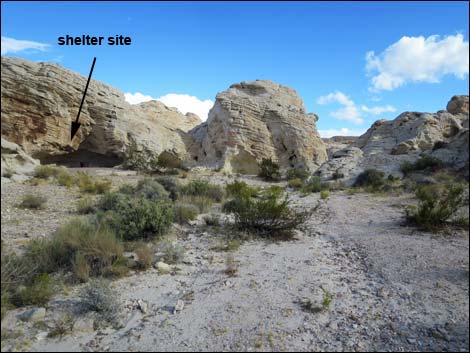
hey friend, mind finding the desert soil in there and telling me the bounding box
[1,168,468,352]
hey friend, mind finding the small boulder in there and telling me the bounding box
[155,261,171,274]
[20,307,46,322]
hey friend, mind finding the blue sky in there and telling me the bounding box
[1,1,469,137]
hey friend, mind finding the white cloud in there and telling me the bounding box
[124,92,154,105]
[124,92,214,121]
[366,34,469,91]
[1,36,50,55]
[157,94,214,121]
[360,105,396,115]
[318,128,367,138]
[316,91,363,125]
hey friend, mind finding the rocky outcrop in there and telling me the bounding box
[316,96,469,185]
[187,80,327,173]
[1,138,39,183]
[1,57,201,167]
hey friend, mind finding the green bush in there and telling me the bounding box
[223,187,309,238]
[405,182,466,230]
[99,193,173,241]
[77,196,96,214]
[354,169,385,189]
[34,165,61,179]
[288,178,303,189]
[400,155,444,176]
[226,180,259,199]
[258,158,281,181]
[179,195,213,213]
[180,180,225,202]
[19,193,47,209]
[24,218,123,279]
[156,176,180,200]
[174,203,199,224]
[77,172,111,194]
[14,273,55,306]
[286,168,309,181]
[56,168,76,187]
[2,168,14,178]
[132,178,169,201]
[301,176,328,194]
[320,190,330,200]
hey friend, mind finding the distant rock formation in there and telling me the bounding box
[187,80,327,173]
[1,57,201,168]
[316,95,469,185]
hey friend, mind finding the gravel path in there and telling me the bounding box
[1,171,468,352]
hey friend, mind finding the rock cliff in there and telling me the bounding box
[187,80,327,173]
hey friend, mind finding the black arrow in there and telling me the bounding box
[71,57,97,140]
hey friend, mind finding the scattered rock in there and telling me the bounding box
[72,317,95,334]
[155,261,171,274]
[19,307,46,322]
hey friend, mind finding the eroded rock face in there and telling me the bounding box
[317,96,469,185]
[1,138,39,178]
[188,80,327,173]
[1,57,201,167]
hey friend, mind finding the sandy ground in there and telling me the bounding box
[1,169,469,352]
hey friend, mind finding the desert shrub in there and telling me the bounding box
[288,178,303,189]
[24,218,123,280]
[156,176,180,200]
[223,187,309,238]
[134,245,153,270]
[401,155,444,176]
[1,292,11,320]
[99,193,173,240]
[286,168,309,181]
[158,241,185,265]
[130,178,169,201]
[301,176,328,194]
[203,213,221,226]
[77,196,96,214]
[179,195,213,213]
[320,190,330,200]
[34,165,61,179]
[14,273,55,306]
[174,203,199,224]
[258,158,281,181]
[72,252,90,282]
[180,180,225,202]
[224,253,238,277]
[56,168,76,187]
[77,172,111,194]
[226,180,258,199]
[387,174,400,182]
[354,169,385,189]
[157,152,181,169]
[19,193,47,209]
[79,279,120,325]
[405,182,466,230]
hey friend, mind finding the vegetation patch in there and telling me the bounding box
[405,181,467,230]
[223,182,310,238]
[258,158,281,181]
[19,193,47,209]
[400,155,444,176]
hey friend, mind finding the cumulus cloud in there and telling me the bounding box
[318,128,367,138]
[124,92,214,121]
[317,91,397,125]
[366,34,469,91]
[1,36,50,55]
[124,92,154,105]
[317,91,363,125]
[360,105,396,115]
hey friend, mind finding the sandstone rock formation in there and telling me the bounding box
[1,57,201,167]
[187,80,327,173]
[1,137,39,183]
[316,95,469,185]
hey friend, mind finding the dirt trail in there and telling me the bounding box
[22,185,468,352]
